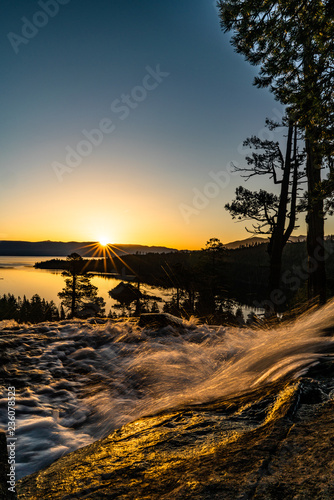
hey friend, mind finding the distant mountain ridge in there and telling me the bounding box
[225,235,307,249]
[0,241,177,256]
[224,236,269,249]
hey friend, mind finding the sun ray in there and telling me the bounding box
[104,244,137,278]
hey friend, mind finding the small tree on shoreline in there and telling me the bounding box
[58,253,105,318]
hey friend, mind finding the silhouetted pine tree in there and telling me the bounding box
[225,122,305,308]
[58,253,105,318]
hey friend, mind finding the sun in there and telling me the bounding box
[98,237,109,247]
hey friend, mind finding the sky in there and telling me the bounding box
[2,0,332,249]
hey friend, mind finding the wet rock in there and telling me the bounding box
[17,361,334,499]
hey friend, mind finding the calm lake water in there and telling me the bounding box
[0,256,173,313]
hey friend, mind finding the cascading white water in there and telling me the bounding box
[1,300,333,479]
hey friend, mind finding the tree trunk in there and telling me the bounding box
[283,124,299,245]
[305,135,326,304]
[303,39,327,304]
[71,274,76,318]
[268,123,294,299]
[268,245,284,297]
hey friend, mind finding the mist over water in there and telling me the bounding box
[1,301,334,479]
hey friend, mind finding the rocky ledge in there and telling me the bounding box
[16,360,334,500]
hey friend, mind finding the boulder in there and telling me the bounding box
[138,312,185,331]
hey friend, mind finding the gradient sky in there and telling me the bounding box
[2,0,332,249]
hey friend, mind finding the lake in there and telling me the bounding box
[0,256,174,314]
[0,257,261,320]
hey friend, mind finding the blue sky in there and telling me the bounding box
[1,0,325,248]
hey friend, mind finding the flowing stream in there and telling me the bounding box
[1,301,334,479]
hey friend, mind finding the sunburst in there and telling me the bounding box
[98,237,109,247]
[77,240,136,276]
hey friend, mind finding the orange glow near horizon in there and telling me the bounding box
[0,233,240,251]
[1,151,323,250]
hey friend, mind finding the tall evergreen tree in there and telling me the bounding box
[218,0,334,303]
